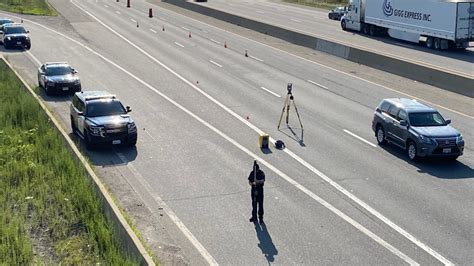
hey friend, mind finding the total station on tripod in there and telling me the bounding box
[287,83,294,99]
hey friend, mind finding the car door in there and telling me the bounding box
[391,110,409,148]
[76,99,86,136]
[38,65,45,87]
[385,105,402,144]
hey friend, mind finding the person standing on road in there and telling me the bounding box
[248,160,265,224]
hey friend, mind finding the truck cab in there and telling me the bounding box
[341,0,363,31]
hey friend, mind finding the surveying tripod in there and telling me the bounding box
[277,83,303,131]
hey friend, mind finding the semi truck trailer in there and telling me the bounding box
[341,0,474,50]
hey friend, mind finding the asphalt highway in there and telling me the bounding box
[1,0,473,264]
[193,0,474,78]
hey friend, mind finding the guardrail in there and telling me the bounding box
[2,57,155,266]
[163,0,473,98]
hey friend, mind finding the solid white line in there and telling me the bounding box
[256,10,265,14]
[290,18,302,22]
[260,86,281,98]
[307,79,329,90]
[16,8,219,266]
[159,17,166,21]
[154,8,472,119]
[249,55,263,62]
[209,60,222,68]
[175,42,184,48]
[116,11,121,15]
[41,4,455,264]
[130,18,136,23]
[150,28,157,33]
[210,38,221,44]
[26,51,42,66]
[344,129,377,148]
[181,26,190,31]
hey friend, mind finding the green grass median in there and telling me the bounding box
[0,59,137,264]
[283,0,348,10]
[0,0,56,16]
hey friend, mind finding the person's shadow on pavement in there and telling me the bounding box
[255,222,278,263]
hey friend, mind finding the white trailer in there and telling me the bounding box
[341,0,474,50]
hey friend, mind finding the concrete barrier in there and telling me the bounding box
[2,57,155,266]
[163,0,473,97]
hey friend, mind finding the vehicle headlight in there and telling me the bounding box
[456,135,463,143]
[74,79,81,84]
[89,125,104,136]
[418,135,432,144]
[127,122,137,133]
[6,36,11,40]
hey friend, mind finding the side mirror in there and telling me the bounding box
[126,106,132,113]
[71,68,77,74]
[77,111,84,116]
[445,119,451,125]
[400,120,408,127]
[26,30,29,33]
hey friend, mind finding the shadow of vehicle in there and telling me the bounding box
[350,31,474,64]
[68,132,138,166]
[380,145,474,179]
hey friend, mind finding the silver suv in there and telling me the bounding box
[372,98,464,161]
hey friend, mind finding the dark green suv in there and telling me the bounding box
[372,98,464,161]
[70,91,137,149]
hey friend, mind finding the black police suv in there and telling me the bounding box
[70,91,137,149]
[372,98,464,161]
[0,18,13,28]
[1,25,30,50]
[328,6,347,21]
[38,62,82,95]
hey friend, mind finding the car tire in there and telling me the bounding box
[84,130,94,150]
[407,141,419,161]
[45,85,52,96]
[341,20,347,31]
[3,42,9,49]
[25,43,31,50]
[70,116,77,135]
[376,126,387,145]
[328,14,332,20]
[128,138,137,147]
[447,156,459,161]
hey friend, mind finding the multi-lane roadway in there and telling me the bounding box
[1,0,473,264]
[193,0,474,78]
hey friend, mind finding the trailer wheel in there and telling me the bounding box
[362,24,369,34]
[369,25,376,36]
[426,37,434,49]
[434,38,441,50]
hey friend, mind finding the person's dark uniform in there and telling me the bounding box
[248,161,265,224]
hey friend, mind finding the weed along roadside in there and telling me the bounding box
[0,0,57,16]
[0,58,154,265]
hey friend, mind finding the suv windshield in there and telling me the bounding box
[4,26,26,34]
[0,19,13,25]
[409,112,446,127]
[46,66,72,76]
[86,100,126,117]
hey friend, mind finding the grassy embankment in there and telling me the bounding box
[0,59,138,264]
[283,0,348,10]
[0,0,56,16]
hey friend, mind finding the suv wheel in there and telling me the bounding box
[407,141,418,161]
[84,130,94,150]
[376,126,387,145]
[70,116,77,134]
[45,86,52,96]
[341,20,347,31]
